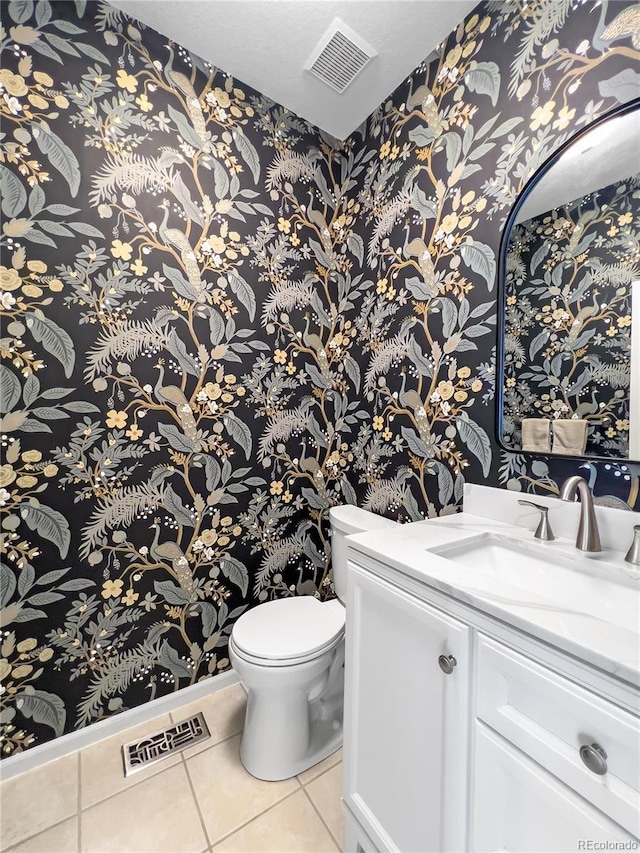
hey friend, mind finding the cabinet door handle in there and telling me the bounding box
[438,654,457,675]
[579,743,608,775]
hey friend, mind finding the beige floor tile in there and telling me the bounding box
[4,817,78,853]
[186,734,299,845]
[79,713,181,808]
[305,764,345,848]
[297,748,342,786]
[169,684,246,758]
[212,789,338,853]
[0,753,78,852]
[80,763,206,853]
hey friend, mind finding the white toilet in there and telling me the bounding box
[229,505,398,781]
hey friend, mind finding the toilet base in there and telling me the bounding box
[239,687,343,781]
[240,720,342,782]
[233,645,345,782]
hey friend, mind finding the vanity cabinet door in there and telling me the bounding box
[343,562,471,853]
[473,722,634,852]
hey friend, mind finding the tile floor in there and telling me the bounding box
[0,684,344,853]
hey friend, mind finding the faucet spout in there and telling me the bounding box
[558,476,602,553]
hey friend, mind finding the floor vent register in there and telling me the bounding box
[122,713,210,776]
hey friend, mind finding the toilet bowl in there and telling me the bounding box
[229,505,398,781]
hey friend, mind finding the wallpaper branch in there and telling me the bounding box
[1,0,640,756]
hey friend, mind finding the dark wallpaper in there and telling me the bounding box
[504,175,638,457]
[1,0,639,756]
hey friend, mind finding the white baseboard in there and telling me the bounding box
[0,669,240,782]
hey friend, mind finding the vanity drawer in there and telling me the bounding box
[475,634,640,838]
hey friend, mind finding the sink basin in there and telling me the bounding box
[428,533,640,633]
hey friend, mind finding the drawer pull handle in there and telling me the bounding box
[438,654,457,675]
[579,743,608,775]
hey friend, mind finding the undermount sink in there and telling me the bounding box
[428,533,640,633]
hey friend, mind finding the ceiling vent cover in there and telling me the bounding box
[305,19,375,94]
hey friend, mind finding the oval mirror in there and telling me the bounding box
[497,99,640,461]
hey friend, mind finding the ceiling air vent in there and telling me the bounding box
[305,19,375,94]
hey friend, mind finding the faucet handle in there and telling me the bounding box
[518,500,555,541]
[624,525,640,567]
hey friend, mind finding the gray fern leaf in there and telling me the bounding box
[266,152,317,190]
[80,484,165,558]
[85,320,168,380]
[589,361,630,390]
[253,533,306,595]
[504,334,526,362]
[90,152,175,205]
[506,252,526,279]
[363,479,407,515]
[591,262,639,286]
[367,192,412,266]
[76,642,159,727]
[94,3,131,30]
[261,280,314,322]
[365,334,409,392]
[258,407,310,460]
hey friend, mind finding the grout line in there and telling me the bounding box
[205,786,302,849]
[298,754,342,787]
[77,729,243,815]
[76,724,240,812]
[74,733,331,823]
[181,752,212,851]
[79,754,183,812]
[0,750,83,853]
[2,812,78,853]
[3,693,251,852]
[302,785,341,852]
[180,725,244,763]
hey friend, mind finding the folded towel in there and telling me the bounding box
[521,418,551,453]
[551,418,588,456]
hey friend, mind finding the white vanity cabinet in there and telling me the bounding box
[343,564,471,853]
[342,554,640,853]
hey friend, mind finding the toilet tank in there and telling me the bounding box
[329,506,399,603]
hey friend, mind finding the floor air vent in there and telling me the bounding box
[122,713,210,776]
[305,19,375,94]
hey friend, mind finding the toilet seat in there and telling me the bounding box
[231,597,345,666]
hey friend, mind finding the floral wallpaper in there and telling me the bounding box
[503,175,638,457]
[1,0,640,756]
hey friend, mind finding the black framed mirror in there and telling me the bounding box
[496,98,640,462]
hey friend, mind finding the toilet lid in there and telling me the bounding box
[232,597,345,662]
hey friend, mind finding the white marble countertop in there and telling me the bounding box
[346,505,640,690]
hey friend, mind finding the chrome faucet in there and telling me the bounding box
[558,476,602,553]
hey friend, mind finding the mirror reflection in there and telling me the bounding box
[500,105,640,460]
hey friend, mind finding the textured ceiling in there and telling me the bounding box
[110,0,478,139]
